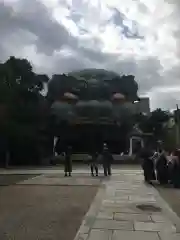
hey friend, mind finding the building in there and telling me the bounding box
[132,97,150,115]
[50,70,150,154]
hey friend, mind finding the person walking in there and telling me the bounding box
[102,143,113,176]
[64,146,72,177]
[90,152,99,176]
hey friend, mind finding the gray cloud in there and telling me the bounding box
[137,3,149,13]
[0,0,180,110]
[135,58,163,93]
[150,92,180,110]
[0,0,73,55]
[52,54,87,74]
[110,8,144,39]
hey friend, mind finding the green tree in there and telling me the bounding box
[0,56,49,166]
[48,71,139,102]
[111,75,138,101]
[135,109,170,140]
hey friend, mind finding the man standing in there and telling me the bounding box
[64,146,72,177]
[102,143,113,176]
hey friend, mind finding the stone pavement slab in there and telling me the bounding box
[93,219,134,230]
[97,212,113,220]
[158,232,180,240]
[151,214,171,223]
[73,169,180,240]
[134,221,176,233]
[74,233,88,240]
[112,230,160,240]
[87,229,112,240]
[114,212,151,222]
[100,205,142,214]
[128,195,156,202]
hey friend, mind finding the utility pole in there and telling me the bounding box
[175,104,180,148]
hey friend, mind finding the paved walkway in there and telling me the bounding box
[0,169,113,175]
[74,170,180,240]
[0,165,140,175]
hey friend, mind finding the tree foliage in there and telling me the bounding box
[135,108,170,140]
[47,71,139,153]
[111,75,138,101]
[0,56,147,162]
[0,56,50,166]
[47,70,138,102]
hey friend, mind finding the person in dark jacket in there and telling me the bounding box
[64,146,72,177]
[102,143,113,176]
[54,138,65,156]
[90,152,99,176]
[167,159,174,184]
[156,150,168,184]
[171,149,180,188]
[140,147,156,183]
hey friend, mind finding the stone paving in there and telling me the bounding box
[0,165,140,175]
[18,174,102,186]
[74,170,180,240]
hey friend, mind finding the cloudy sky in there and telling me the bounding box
[0,0,180,110]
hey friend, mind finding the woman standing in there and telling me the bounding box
[156,150,168,185]
[140,147,156,183]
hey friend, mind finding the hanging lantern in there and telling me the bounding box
[63,92,78,103]
[112,93,126,104]
[112,93,125,103]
